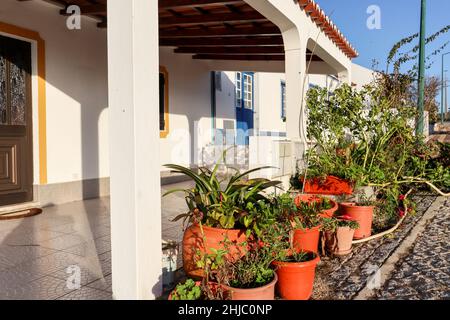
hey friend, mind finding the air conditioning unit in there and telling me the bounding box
[248,137,296,180]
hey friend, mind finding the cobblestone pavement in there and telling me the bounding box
[312,195,438,300]
[374,197,450,300]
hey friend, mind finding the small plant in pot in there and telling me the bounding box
[169,279,202,300]
[294,194,338,218]
[290,198,324,254]
[322,215,359,256]
[169,251,229,301]
[164,157,281,278]
[210,231,282,300]
[169,278,226,300]
[339,195,377,239]
[269,222,320,300]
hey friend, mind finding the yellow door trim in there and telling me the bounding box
[160,66,169,139]
[0,21,47,185]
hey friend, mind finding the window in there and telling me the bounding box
[235,72,242,107]
[281,81,286,120]
[236,72,254,109]
[159,66,169,138]
[243,73,253,109]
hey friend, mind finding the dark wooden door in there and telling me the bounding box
[0,35,33,206]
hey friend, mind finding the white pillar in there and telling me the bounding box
[108,0,162,300]
[285,47,307,141]
[283,31,308,181]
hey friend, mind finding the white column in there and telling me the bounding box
[283,35,308,179]
[285,47,307,141]
[108,0,162,300]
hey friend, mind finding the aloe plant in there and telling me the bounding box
[163,155,281,232]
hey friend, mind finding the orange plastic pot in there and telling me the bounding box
[294,194,338,218]
[183,224,247,278]
[223,273,277,300]
[340,203,374,239]
[273,253,320,300]
[292,225,321,254]
[325,226,355,255]
[304,175,353,195]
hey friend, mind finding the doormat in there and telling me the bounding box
[0,208,43,221]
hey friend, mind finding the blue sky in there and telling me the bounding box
[317,0,450,80]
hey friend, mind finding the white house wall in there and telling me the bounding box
[159,47,213,168]
[256,72,287,135]
[0,0,109,188]
[352,63,376,90]
[215,71,237,139]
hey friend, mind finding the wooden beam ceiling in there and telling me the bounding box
[159,36,284,47]
[22,0,328,62]
[193,54,286,61]
[174,46,285,54]
[160,0,243,10]
[159,26,281,38]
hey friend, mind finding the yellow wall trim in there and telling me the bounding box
[159,66,169,139]
[0,21,47,185]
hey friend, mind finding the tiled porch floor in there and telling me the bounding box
[0,181,191,300]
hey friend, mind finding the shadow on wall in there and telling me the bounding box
[160,48,217,168]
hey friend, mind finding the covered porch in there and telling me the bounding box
[0,0,356,299]
[109,0,356,299]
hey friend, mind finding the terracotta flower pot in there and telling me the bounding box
[223,273,278,300]
[325,226,355,255]
[183,224,247,278]
[304,175,353,195]
[273,253,320,300]
[294,194,338,218]
[340,203,374,239]
[292,225,321,254]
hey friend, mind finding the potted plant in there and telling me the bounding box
[169,279,202,300]
[273,251,320,300]
[210,231,281,300]
[294,194,338,218]
[220,250,278,300]
[168,279,226,300]
[263,193,322,254]
[322,215,359,255]
[339,197,376,239]
[303,175,354,195]
[290,198,324,254]
[269,221,320,300]
[164,160,280,278]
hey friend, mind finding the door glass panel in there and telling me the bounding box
[243,74,253,110]
[9,60,26,125]
[236,72,242,108]
[0,55,6,125]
